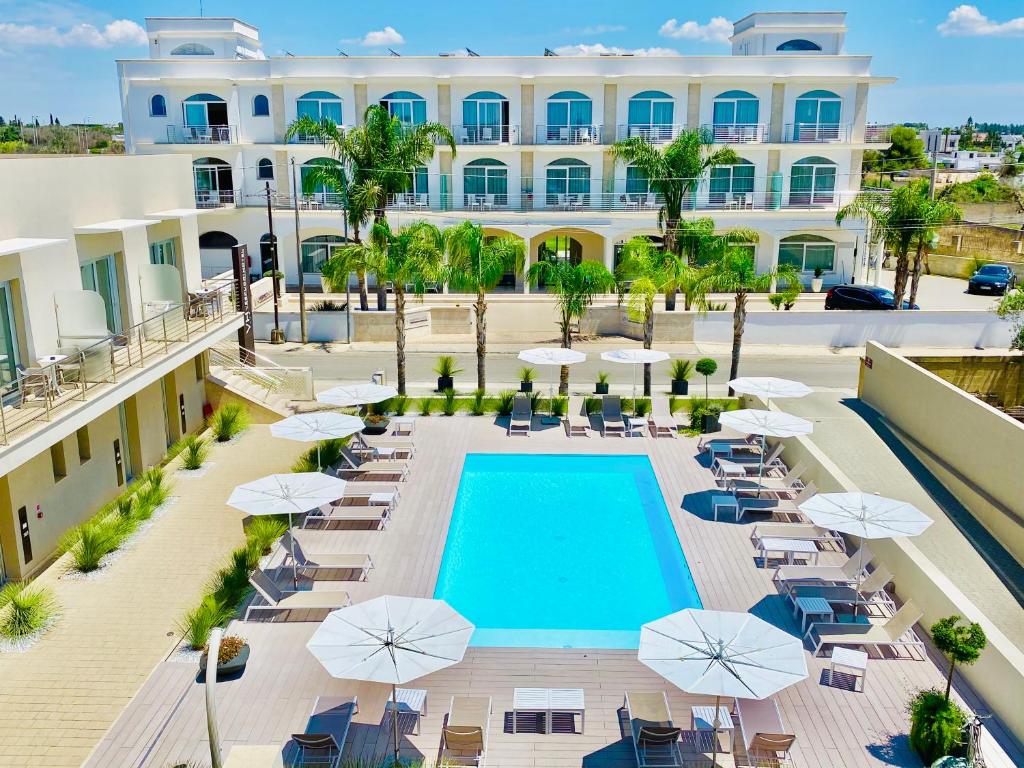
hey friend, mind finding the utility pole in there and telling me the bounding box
[929,150,938,200]
[290,159,308,344]
[265,181,284,344]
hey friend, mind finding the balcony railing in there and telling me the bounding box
[702,123,770,144]
[615,124,685,143]
[784,123,851,143]
[864,124,895,143]
[0,293,235,447]
[166,124,238,144]
[195,189,239,208]
[535,124,603,145]
[452,124,520,145]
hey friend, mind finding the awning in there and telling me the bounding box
[0,237,67,256]
[73,219,159,234]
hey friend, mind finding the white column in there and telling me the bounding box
[603,236,616,275]
[521,236,531,294]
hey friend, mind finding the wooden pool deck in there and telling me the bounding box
[84,416,1022,768]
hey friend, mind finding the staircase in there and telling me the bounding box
[207,342,314,417]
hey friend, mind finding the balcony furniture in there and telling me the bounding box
[793,595,835,633]
[513,687,585,735]
[627,416,647,437]
[756,536,820,567]
[15,366,53,408]
[385,688,427,735]
[690,705,735,753]
[711,493,738,522]
[828,647,868,691]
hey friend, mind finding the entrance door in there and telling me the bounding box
[206,101,229,127]
[80,255,122,333]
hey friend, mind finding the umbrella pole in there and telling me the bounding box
[288,511,297,589]
[392,682,401,766]
[316,442,321,472]
[757,433,766,499]
[632,365,637,418]
[853,540,865,620]
[711,694,721,767]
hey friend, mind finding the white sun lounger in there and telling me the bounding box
[245,568,350,621]
[279,531,374,581]
[805,600,925,658]
[751,522,846,553]
[788,565,895,614]
[648,397,678,438]
[303,504,391,530]
[565,396,591,436]
[734,697,796,766]
[774,545,873,588]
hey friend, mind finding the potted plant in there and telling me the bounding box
[811,266,825,293]
[695,357,718,400]
[434,355,462,393]
[199,635,250,678]
[690,400,722,434]
[669,359,693,396]
[519,366,536,393]
[362,404,390,435]
[595,371,610,395]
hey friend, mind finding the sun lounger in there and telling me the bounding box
[388,416,416,437]
[722,442,785,470]
[788,566,894,613]
[334,461,409,482]
[737,482,816,521]
[508,394,532,436]
[279,531,374,580]
[303,504,391,530]
[649,397,678,438]
[601,395,627,437]
[333,483,400,508]
[624,691,683,768]
[289,696,359,768]
[734,697,796,766]
[245,569,350,621]
[752,523,846,553]
[351,434,414,460]
[442,695,491,766]
[565,396,591,436]
[774,546,873,587]
[805,600,925,658]
[730,461,806,497]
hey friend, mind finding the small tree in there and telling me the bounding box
[995,286,1024,350]
[695,357,717,400]
[932,615,987,702]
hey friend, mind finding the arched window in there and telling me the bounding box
[545,158,591,206]
[710,158,755,206]
[198,231,238,249]
[300,158,342,205]
[789,156,837,205]
[192,158,234,206]
[257,158,274,180]
[626,91,674,141]
[464,159,508,207]
[252,94,270,117]
[170,42,215,56]
[182,94,229,142]
[380,91,426,126]
[545,91,594,143]
[777,39,822,52]
[460,91,510,143]
[296,91,342,124]
[150,95,167,117]
[300,235,347,274]
[793,90,842,141]
[779,234,835,272]
[712,90,760,142]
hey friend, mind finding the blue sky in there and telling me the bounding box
[1,0,1023,126]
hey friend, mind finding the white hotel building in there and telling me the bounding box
[118,12,894,289]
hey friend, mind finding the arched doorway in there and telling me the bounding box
[198,230,239,279]
[536,235,583,288]
[259,233,277,276]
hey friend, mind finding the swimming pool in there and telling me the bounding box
[434,454,702,648]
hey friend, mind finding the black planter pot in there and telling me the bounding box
[595,382,610,395]
[520,381,533,393]
[362,418,390,436]
[702,413,721,434]
[199,643,250,678]
[436,375,454,392]
[671,379,690,396]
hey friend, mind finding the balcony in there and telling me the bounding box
[452,124,520,145]
[535,125,603,145]
[784,123,852,143]
[864,124,895,143]
[702,123,770,144]
[195,189,239,209]
[166,124,238,144]
[615,124,685,143]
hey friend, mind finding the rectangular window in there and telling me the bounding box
[149,239,176,266]
[80,254,122,333]
[804,244,836,272]
[778,243,805,270]
[51,442,67,482]
[0,280,20,390]
[194,353,205,381]
[76,426,91,463]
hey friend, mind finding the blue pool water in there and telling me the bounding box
[434,454,702,648]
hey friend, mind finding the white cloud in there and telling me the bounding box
[658,17,732,43]
[937,5,1024,37]
[553,42,678,57]
[355,26,405,47]
[0,18,146,48]
[563,24,626,35]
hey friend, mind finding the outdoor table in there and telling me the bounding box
[390,416,415,437]
[757,537,820,566]
[513,688,585,734]
[711,493,739,522]
[627,417,647,437]
[794,595,835,633]
[690,705,735,752]
[37,354,69,394]
[714,459,748,482]
[828,647,869,691]
[385,688,427,734]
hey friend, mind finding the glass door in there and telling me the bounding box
[80,255,122,333]
[0,281,20,391]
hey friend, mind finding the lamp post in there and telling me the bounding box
[265,181,284,344]
[290,158,308,343]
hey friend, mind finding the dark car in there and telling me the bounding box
[824,285,918,310]
[967,264,1017,295]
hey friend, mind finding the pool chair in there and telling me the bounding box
[805,599,925,658]
[734,697,796,766]
[625,691,683,768]
[565,396,591,436]
[303,504,391,530]
[335,448,410,482]
[287,696,359,768]
[508,394,532,436]
[649,397,678,438]
[788,565,895,615]
[350,433,415,460]
[442,695,491,766]
[278,531,374,581]
[245,568,350,621]
[774,545,873,588]
[729,461,806,498]
[735,482,816,522]
[601,395,627,437]
[751,522,846,553]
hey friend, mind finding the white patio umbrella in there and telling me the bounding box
[518,347,586,422]
[728,377,812,405]
[600,348,670,416]
[718,409,813,497]
[317,382,399,408]
[308,595,474,766]
[639,608,807,767]
[799,492,933,617]
[269,412,365,470]
[227,472,347,587]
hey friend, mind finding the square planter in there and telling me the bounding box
[702,413,721,434]
[671,380,690,396]
[436,375,454,392]
[595,383,609,395]
[520,381,533,393]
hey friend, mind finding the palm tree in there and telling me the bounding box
[611,128,739,309]
[320,208,384,311]
[368,221,445,395]
[908,197,962,307]
[526,259,615,394]
[615,236,690,395]
[444,222,525,390]
[691,233,798,393]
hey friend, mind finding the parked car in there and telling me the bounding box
[967,264,1017,295]
[824,285,919,310]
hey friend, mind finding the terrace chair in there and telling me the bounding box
[565,395,591,436]
[751,522,846,553]
[279,531,374,581]
[805,600,925,658]
[508,394,532,436]
[649,397,678,438]
[335,446,410,481]
[288,696,359,768]
[719,442,786,473]
[303,503,391,530]
[730,461,806,497]
[600,395,627,437]
[245,568,350,621]
[350,433,415,460]
[442,695,491,766]
[774,545,873,587]
[734,697,796,766]
[788,565,895,614]
[736,482,817,522]
[624,691,683,768]
[388,416,416,437]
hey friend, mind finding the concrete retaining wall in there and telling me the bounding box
[253,311,349,343]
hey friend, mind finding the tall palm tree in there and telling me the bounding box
[319,202,384,311]
[691,234,798,393]
[615,236,690,395]
[443,222,525,390]
[368,221,445,395]
[908,196,962,307]
[526,259,616,394]
[611,128,739,309]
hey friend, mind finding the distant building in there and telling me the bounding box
[936,149,1004,172]
[1001,134,1023,151]
[918,129,959,154]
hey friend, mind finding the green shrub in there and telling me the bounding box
[73,517,130,572]
[932,615,987,701]
[245,517,287,555]
[706,301,728,311]
[689,399,723,430]
[212,546,259,607]
[292,437,348,472]
[310,299,346,311]
[391,395,409,416]
[528,391,542,412]
[178,595,232,651]
[550,397,567,417]
[442,388,458,416]
[669,359,693,381]
[596,371,609,385]
[469,389,486,416]
[584,396,602,415]
[519,366,536,383]
[135,482,169,520]
[142,466,165,490]
[114,495,135,520]
[634,398,651,417]
[909,689,967,764]
[695,358,718,400]
[434,355,463,378]
[496,391,515,417]
[419,397,436,416]
[0,582,56,639]
[209,403,250,442]
[668,396,681,414]
[181,436,208,470]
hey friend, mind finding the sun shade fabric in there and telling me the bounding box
[270,412,365,443]
[718,409,813,438]
[798,493,933,540]
[226,473,348,517]
[317,383,400,407]
[518,347,586,366]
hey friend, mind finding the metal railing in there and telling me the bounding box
[615,124,686,143]
[864,123,895,143]
[166,124,238,144]
[701,123,770,144]
[535,124,603,145]
[0,293,235,447]
[208,341,314,402]
[452,124,520,145]
[195,189,239,208]
[784,123,851,143]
